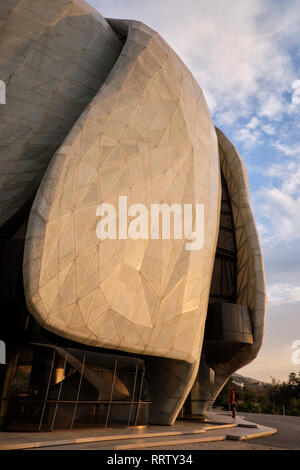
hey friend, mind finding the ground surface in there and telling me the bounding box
[28,413,299,450]
[161,413,300,450]
[238,412,300,449]
[1,411,297,450]
[33,440,283,450]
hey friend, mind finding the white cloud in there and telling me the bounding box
[258,94,285,119]
[291,80,300,90]
[235,116,276,145]
[266,161,300,195]
[261,123,276,135]
[235,126,263,146]
[235,116,264,146]
[291,79,300,105]
[247,117,260,129]
[253,131,300,248]
[274,142,300,157]
[268,283,300,304]
[254,171,300,246]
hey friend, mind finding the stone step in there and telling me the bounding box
[115,434,227,450]
[0,422,236,450]
[0,417,276,450]
[113,426,277,450]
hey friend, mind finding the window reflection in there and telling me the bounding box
[2,344,151,431]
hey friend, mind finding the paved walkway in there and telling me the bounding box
[238,412,300,450]
[0,412,276,450]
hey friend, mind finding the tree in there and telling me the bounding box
[213,371,300,416]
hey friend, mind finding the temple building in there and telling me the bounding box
[0,0,266,431]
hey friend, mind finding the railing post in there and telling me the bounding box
[134,365,145,426]
[71,351,86,429]
[38,348,56,432]
[128,361,139,426]
[50,352,67,431]
[105,359,117,427]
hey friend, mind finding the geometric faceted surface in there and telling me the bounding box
[205,128,266,402]
[0,0,122,226]
[24,19,221,370]
[0,0,265,426]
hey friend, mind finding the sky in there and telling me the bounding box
[90,0,300,383]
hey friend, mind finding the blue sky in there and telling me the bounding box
[91,0,300,382]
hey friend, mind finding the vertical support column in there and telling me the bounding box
[147,357,199,425]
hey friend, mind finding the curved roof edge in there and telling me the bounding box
[211,127,267,386]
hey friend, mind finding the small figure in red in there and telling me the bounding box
[229,389,237,419]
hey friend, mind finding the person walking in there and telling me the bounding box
[229,389,237,419]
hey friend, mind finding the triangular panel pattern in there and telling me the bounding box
[24,19,220,366]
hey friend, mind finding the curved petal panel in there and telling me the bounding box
[0,0,121,227]
[208,127,267,398]
[24,21,220,370]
